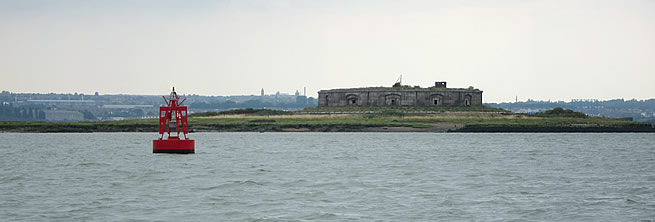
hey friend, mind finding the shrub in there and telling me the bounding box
[537,107,587,118]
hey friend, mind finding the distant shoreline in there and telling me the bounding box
[3,107,654,133]
[2,115,653,133]
[2,127,654,133]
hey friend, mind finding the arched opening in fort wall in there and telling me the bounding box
[384,94,401,106]
[346,94,359,106]
[430,94,444,106]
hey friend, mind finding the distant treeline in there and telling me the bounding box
[488,98,655,110]
[190,99,315,110]
[486,98,655,121]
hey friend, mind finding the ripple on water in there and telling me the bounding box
[1,132,654,221]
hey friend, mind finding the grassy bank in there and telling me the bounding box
[0,119,157,133]
[1,111,652,133]
[300,105,507,113]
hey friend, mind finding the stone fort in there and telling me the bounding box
[318,81,482,107]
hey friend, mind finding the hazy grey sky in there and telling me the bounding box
[1,0,653,102]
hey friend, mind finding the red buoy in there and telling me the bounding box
[153,87,195,154]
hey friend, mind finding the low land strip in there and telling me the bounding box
[1,106,653,133]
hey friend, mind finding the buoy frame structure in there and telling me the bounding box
[153,87,195,154]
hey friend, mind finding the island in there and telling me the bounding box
[1,106,653,133]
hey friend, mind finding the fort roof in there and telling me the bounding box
[319,86,482,93]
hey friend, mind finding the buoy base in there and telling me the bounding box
[153,138,195,154]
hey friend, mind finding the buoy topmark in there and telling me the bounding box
[153,87,195,154]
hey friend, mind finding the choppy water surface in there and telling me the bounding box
[1,133,654,221]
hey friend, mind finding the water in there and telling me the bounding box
[1,133,654,221]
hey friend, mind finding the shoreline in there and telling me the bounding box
[2,123,653,133]
[2,110,653,133]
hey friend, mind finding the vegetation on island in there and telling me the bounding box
[535,107,587,118]
[1,107,653,133]
[300,105,506,113]
[189,108,293,117]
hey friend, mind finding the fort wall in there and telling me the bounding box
[318,82,482,107]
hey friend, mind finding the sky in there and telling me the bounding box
[1,0,653,102]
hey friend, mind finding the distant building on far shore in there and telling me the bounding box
[44,110,84,122]
[318,81,482,107]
